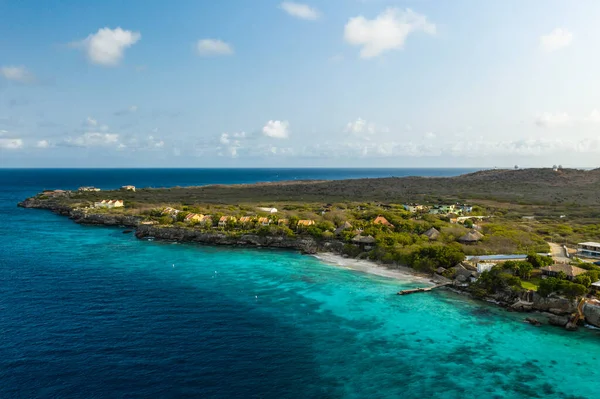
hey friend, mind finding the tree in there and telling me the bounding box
[556,271,567,280]
[526,253,553,269]
[585,270,599,283]
[573,275,591,288]
[538,277,558,297]
[159,216,173,225]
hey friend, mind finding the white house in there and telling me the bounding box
[94,199,124,208]
[257,207,277,213]
[121,185,136,192]
[577,242,600,258]
[477,263,495,273]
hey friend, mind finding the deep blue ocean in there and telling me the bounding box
[1,168,600,399]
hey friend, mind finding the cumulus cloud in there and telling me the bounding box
[540,28,573,52]
[280,2,321,20]
[196,39,234,56]
[587,109,600,123]
[535,112,570,128]
[218,132,247,157]
[424,132,436,139]
[0,138,24,149]
[0,66,36,84]
[71,27,141,66]
[36,140,50,148]
[345,118,377,138]
[262,120,290,138]
[65,132,120,148]
[344,8,436,58]
[86,117,98,127]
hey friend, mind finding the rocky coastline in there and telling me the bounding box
[17,196,600,330]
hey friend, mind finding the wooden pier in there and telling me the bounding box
[397,282,453,295]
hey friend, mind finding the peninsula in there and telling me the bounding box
[18,168,600,330]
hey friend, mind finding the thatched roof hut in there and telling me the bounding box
[458,230,484,244]
[423,227,440,240]
[335,221,353,235]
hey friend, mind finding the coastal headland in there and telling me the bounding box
[18,168,600,330]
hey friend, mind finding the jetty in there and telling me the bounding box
[397,282,453,295]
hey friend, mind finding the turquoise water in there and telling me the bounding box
[2,169,600,398]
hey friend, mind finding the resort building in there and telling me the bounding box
[218,216,237,227]
[258,217,271,226]
[94,199,124,208]
[239,216,253,225]
[121,185,136,192]
[577,242,600,258]
[429,205,457,215]
[162,207,180,217]
[297,220,315,228]
[184,213,204,223]
[403,204,425,213]
[423,227,440,240]
[334,221,353,235]
[78,186,101,192]
[257,207,278,213]
[476,263,495,273]
[458,230,484,244]
[373,216,394,227]
[42,189,68,197]
[540,264,587,281]
[277,219,289,226]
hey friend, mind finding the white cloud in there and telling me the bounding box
[344,8,436,59]
[535,112,570,128]
[71,27,141,66]
[196,39,234,56]
[280,2,321,20]
[86,117,98,127]
[0,66,36,83]
[0,138,24,149]
[424,132,436,139]
[587,109,600,123]
[540,28,573,52]
[36,140,50,148]
[66,132,120,147]
[147,136,164,148]
[345,118,377,138]
[262,120,290,138]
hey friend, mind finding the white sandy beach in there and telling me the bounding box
[312,252,435,285]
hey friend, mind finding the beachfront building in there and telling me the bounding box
[78,186,101,192]
[94,199,124,209]
[218,216,237,228]
[373,216,394,227]
[351,234,376,250]
[258,207,278,213]
[577,242,600,258]
[458,204,473,213]
[429,204,458,215]
[540,264,586,281]
[297,220,315,229]
[476,263,495,273]
[403,204,425,213]
[162,207,180,217]
[121,185,136,192]
[258,217,271,226]
[184,213,204,223]
[239,216,253,225]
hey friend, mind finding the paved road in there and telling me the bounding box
[548,242,570,263]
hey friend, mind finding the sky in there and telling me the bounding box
[1,0,600,168]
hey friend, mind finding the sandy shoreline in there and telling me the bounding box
[312,253,435,285]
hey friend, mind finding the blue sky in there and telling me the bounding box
[1,0,600,167]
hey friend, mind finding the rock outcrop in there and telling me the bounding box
[135,224,335,254]
[583,300,600,328]
[532,294,577,315]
